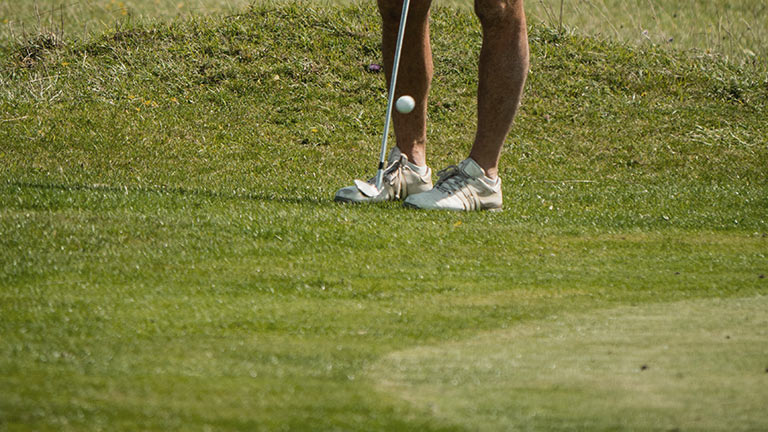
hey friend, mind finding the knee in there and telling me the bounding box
[377,0,402,24]
[474,0,523,28]
[378,0,431,25]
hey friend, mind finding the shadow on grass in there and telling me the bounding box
[5,180,419,214]
[6,180,330,206]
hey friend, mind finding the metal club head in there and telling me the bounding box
[354,179,381,198]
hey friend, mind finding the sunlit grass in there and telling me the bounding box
[372,295,768,431]
[1,3,766,430]
[2,0,766,63]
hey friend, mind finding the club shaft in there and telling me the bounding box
[375,0,410,191]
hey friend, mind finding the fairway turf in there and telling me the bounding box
[372,295,768,430]
[1,3,767,431]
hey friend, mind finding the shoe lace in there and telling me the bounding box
[367,155,406,186]
[435,165,469,193]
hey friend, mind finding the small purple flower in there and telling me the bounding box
[367,63,382,73]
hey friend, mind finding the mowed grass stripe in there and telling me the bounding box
[370,295,768,431]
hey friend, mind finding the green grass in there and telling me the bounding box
[372,296,768,430]
[1,3,767,430]
[477,0,768,63]
[2,0,767,63]
[536,0,766,56]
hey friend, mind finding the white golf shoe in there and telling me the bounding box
[334,147,433,203]
[403,158,502,211]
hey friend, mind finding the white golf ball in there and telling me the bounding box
[395,95,416,114]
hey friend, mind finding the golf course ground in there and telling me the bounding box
[1,2,767,430]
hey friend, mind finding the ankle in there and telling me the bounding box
[397,145,427,167]
[406,159,428,175]
[482,166,499,181]
[467,153,499,180]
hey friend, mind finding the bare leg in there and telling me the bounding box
[470,0,529,179]
[378,0,433,167]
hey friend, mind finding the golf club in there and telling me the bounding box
[374,0,411,192]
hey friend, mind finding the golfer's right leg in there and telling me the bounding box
[381,0,433,167]
[334,0,434,204]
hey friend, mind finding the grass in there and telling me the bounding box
[372,295,768,430]
[527,0,768,61]
[2,0,767,63]
[1,2,767,430]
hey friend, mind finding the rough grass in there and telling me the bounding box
[1,3,767,431]
[453,0,768,64]
[2,0,767,63]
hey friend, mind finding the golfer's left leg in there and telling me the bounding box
[404,0,528,211]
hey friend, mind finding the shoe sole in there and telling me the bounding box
[334,196,359,204]
[334,196,406,204]
[403,201,503,212]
